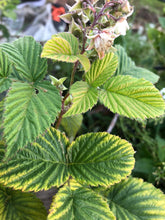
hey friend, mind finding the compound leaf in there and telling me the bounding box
[115,45,159,84]
[0,36,47,82]
[48,181,115,220]
[0,184,47,220]
[64,81,98,117]
[107,177,165,220]
[0,128,69,191]
[85,52,118,87]
[4,81,61,158]
[68,132,135,186]
[99,75,165,119]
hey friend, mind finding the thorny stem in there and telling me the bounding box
[107,113,119,133]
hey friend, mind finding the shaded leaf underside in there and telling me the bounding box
[0,184,47,220]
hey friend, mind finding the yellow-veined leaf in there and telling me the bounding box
[64,81,98,117]
[85,52,118,87]
[0,128,69,191]
[99,75,165,119]
[68,132,135,186]
[4,81,61,158]
[0,184,47,220]
[107,177,165,219]
[0,36,47,82]
[48,180,115,220]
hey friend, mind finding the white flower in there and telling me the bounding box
[87,29,116,59]
[114,17,129,36]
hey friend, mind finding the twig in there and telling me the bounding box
[107,113,119,133]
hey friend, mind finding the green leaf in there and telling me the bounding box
[0,36,47,82]
[41,37,74,61]
[0,49,11,77]
[0,100,4,137]
[159,17,165,29]
[134,158,154,175]
[64,81,98,117]
[0,49,12,92]
[0,184,47,220]
[56,32,79,54]
[124,66,160,84]
[4,81,61,158]
[0,141,5,162]
[61,114,83,141]
[0,128,69,191]
[115,45,159,84]
[0,78,11,93]
[99,75,165,119]
[115,45,134,76]
[41,34,90,72]
[85,52,118,87]
[48,181,115,220]
[76,54,91,73]
[107,177,165,219]
[156,135,165,162]
[68,132,135,186]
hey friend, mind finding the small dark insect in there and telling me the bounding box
[35,88,39,94]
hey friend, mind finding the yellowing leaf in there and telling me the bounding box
[0,128,69,191]
[48,181,115,220]
[99,75,165,119]
[68,132,135,186]
[107,177,165,220]
[85,52,118,87]
[64,81,98,117]
[41,34,90,72]
[4,81,61,158]
[0,184,47,220]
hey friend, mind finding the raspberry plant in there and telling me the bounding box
[0,0,165,219]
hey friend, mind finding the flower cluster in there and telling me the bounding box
[61,0,133,59]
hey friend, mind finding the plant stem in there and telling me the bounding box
[55,59,80,129]
[107,113,119,133]
[70,60,79,87]
[55,93,69,129]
